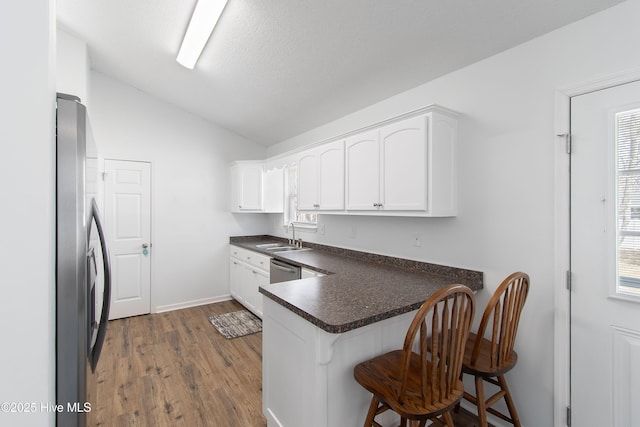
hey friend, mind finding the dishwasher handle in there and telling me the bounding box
[271,260,298,274]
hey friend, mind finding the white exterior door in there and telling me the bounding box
[104,159,151,320]
[571,80,640,426]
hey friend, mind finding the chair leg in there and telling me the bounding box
[498,375,521,427]
[363,396,380,427]
[442,412,454,427]
[475,376,489,427]
[455,372,463,413]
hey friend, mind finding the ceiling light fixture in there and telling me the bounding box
[176,0,229,69]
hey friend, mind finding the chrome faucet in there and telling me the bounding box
[287,222,303,248]
[287,222,296,245]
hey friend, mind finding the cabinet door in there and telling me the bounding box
[318,140,344,210]
[243,266,267,318]
[229,258,241,299]
[251,269,268,318]
[238,263,257,313]
[263,168,284,213]
[297,151,318,210]
[379,116,427,211]
[232,163,263,211]
[345,130,379,210]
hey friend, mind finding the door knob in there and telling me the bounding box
[142,243,149,248]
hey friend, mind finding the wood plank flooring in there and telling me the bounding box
[91,300,488,427]
[91,300,265,427]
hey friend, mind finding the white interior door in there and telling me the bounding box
[104,159,151,320]
[571,80,640,426]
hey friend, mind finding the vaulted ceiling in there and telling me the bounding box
[57,0,624,146]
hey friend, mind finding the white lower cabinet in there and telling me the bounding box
[229,245,270,318]
[262,298,416,427]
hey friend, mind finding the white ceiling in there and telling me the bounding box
[57,0,623,146]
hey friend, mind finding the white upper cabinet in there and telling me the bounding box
[231,161,263,212]
[345,107,458,216]
[297,150,318,210]
[346,118,427,211]
[298,140,345,211]
[318,141,345,210]
[230,161,284,213]
[345,130,379,210]
[263,167,285,213]
[231,105,458,217]
[380,115,427,211]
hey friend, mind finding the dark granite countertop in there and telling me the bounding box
[230,235,483,334]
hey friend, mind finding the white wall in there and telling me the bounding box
[56,28,90,106]
[90,72,269,312]
[265,1,640,425]
[0,1,56,426]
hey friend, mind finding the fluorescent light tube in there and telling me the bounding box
[176,0,229,69]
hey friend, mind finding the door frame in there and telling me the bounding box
[553,69,640,427]
[100,155,154,314]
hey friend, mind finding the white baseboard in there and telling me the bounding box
[153,294,233,313]
[265,408,284,427]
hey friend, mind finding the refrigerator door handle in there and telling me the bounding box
[89,198,111,372]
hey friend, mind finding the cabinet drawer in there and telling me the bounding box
[230,245,270,271]
[246,252,270,271]
[230,245,249,260]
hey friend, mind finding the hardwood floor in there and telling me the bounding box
[92,300,488,427]
[92,300,265,427]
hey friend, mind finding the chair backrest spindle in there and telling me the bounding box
[471,272,530,370]
[399,285,475,407]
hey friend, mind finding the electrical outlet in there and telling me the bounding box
[350,226,357,239]
[319,223,326,235]
[413,234,422,247]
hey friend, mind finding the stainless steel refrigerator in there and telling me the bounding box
[56,93,111,427]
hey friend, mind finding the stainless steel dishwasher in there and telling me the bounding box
[270,259,301,283]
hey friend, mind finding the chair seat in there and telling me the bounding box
[354,350,465,420]
[462,332,518,377]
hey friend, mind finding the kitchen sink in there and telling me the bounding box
[256,243,311,252]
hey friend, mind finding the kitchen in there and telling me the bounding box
[3,0,640,426]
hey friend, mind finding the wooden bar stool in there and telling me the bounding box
[354,284,475,427]
[460,272,530,427]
